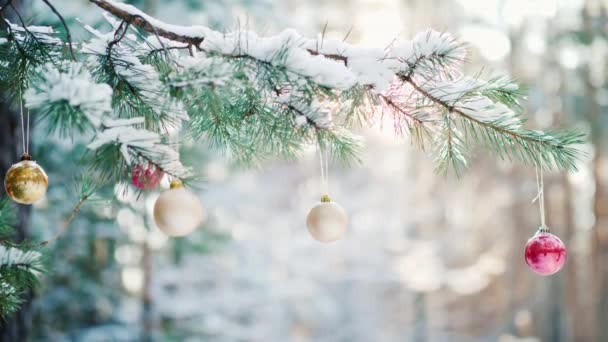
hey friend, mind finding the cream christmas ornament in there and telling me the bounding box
[153,179,204,237]
[4,154,48,205]
[306,194,348,243]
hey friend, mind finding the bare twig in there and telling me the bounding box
[40,0,76,61]
[36,194,91,247]
[306,48,348,66]
[130,14,170,60]
[146,45,190,57]
[379,94,426,126]
[107,19,130,53]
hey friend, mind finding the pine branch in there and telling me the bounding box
[401,74,584,171]
[24,61,113,136]
[0,0,582,175]
[87,117,192,181]
[0,244,44,318]
[0,198,14,239]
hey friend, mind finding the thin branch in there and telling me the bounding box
[306,48,348,66]
[36,193,91,247]
[8,2,37,42]
[400,74,576,161]
[89,0,204,47]
[40,0,76,61]
[378,94,426,126]
[146,44,189,58]
[130,14,171,61]
[107,19,130,53]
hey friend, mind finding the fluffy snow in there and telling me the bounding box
[169,56,234,88]
[24,62,113,128]
[80,18,189,124]
[88,118,192,178]
[7,21,62,45]
[0,245,42,270]
[87,2,474,105]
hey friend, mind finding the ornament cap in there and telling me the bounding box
[20,153,31,161]
[170,179,183,189]
[537,224,550,234]
[320,194,331,203]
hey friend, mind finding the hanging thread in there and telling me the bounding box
[324,147,329,194]
[19,87,26,155]
[317,145,328,194]
[170,121,181,184]
[533,165,546,229]
[26,109,30,155]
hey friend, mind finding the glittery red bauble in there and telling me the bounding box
[524,231,567,276]
[131,164,164,190]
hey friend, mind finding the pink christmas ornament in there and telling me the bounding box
[131,163,164,190]
[524,228,567,276]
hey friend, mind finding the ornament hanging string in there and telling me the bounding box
[18,87,30,155]
[533,165,546,229]
[26,109,30,154]
[318,144,329,194]
[325,146,329,193]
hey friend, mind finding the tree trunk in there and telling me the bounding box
[0,2,32,338]
[0,97,32,340]
[141,240,153,342]
[582,5,608,341]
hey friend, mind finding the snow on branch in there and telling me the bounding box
[0,245,43,318]
[6,21,63,45]
[0,245,42,272]
[80,18,188,129]
[87,0,463,92]
[88,117,192,179]
[25,62,113,133]
[0,277,20,318]
[167,57,234,89]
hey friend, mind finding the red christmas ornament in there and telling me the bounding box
[524,227,567,276]
[131,163,164,190]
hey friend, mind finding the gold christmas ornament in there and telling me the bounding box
[306,194,348,243]
[153,179,204,237]
[4,154,48,205]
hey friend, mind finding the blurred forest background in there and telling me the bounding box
[0,0,607,341]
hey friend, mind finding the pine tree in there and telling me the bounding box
[0,0,585,319]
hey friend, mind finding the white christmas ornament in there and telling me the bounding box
[153,179,204,237]
[306,194,348,243]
